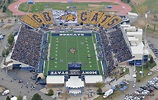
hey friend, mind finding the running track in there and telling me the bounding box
[8,0,131,16]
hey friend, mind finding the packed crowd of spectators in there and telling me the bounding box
[100,29,115,75]
[11,26,43,68]
[108,28,132,62]
[99,27,132,75]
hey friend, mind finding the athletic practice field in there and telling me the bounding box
[18,2,116,12]
[45,32,101,75]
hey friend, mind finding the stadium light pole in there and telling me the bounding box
[142,11,150,77]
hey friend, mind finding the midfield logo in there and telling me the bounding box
[69,48,76,54]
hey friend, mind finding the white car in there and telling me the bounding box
[148,72,153,76]
[133,84,136,88]
[2,90,10,96]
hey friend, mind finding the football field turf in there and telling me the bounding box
[47,32,99,71]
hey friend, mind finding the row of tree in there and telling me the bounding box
[121,0,131,3]
[1,0,14,13]
[6,93,43,100]
[2,33,14,57]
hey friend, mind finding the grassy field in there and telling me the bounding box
[127,0,158,13]
[44,32,100,74]
[136,61,156,82]
[18,2,117,12]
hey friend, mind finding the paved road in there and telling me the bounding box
[0,23,52,100]
[114,34,158,100]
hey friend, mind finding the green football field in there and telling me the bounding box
[45,32,100,73]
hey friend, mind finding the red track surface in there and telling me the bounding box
[8,0,131,16]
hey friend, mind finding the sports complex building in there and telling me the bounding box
[4,8,149,95]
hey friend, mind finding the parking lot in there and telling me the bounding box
[124,76,158,100]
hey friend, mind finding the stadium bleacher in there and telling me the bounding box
[99,27,132,76]
[41,11,54,25]
[103,16,122,29]
[20,15,40,29]
[20,10,122,30]
[89,11,104,25]
[77,10,90,24]
[27,13,44,26]
[11,26,43,68]
[97,13,113,27]
[108,28,132,62]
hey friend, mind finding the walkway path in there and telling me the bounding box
[8,0,131,15]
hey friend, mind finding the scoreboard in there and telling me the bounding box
[68,62,81,76]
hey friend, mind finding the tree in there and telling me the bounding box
[48,89,54,96]
[94,82,105,88]
[149,56,154,63]
[97,88,103,95]
[121,0,130,3]
[17,95,23,100]
[8,0,10,3]
[8,34,14,45]
[1,19,3,23]
[2,6,6,13]
[6,96,10,100]
[31,93,43,100]
[2,49,9,57]
[137,5,148,17]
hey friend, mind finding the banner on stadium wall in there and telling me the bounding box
[48,70,99,75]
[52,33,92,36]
[134,60,142,66]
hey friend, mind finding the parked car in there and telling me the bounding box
[2,90,10,96]
[148,72,153,76]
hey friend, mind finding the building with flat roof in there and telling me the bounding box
[120,24,149,66]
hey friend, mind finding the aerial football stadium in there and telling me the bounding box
[4,0,149,95]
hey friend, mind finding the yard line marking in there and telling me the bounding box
[47,33,52,75]
[66,36,67,65]
[77,36,80,61]
[55,54,57,56]
[91,33,100,72]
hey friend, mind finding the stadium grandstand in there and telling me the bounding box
[12,26,43,66]
[3,9,149,95]
[120,24,149,66]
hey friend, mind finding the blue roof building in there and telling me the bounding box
[28,0,34,4]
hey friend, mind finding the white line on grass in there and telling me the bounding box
[47,33,52,75]
[77,36,80,61]
[66,36,67,65]
[91,33,100,72]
